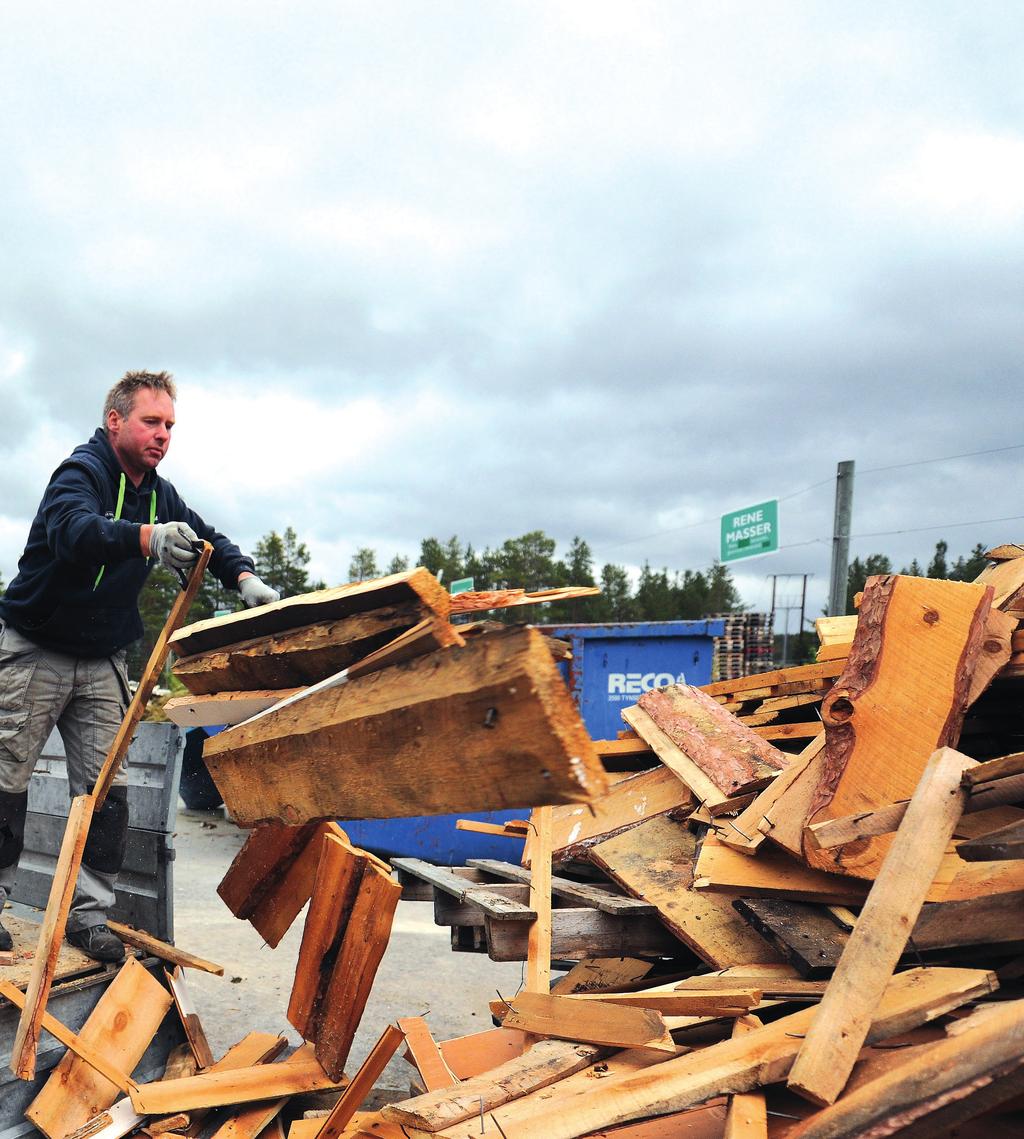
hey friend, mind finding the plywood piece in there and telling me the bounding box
[804,575,991,880]
[0,913,97,988]
[589,816,782,968]
[495,992,676,1053]
[382,1039,603,1132]
[27,957,174,1138]
[694,836,870,905]
[788,747,974,1106]
[631,685,788,796]
[204,627,607,825]
[526,765,692,867]
[170,567,450,657]
[172,602,429,694]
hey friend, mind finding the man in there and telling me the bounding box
[0,371,279,962]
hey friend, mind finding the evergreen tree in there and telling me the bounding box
[348,547,379,582]
[254,527,322,597]
[949,543,989,582]
[846,553,893,613]
[386,554,410,574]
[418,536,463,585]
[927,539,949,579]
[902,557,924,576]
[593,564,634,621]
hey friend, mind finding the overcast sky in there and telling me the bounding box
[1,2,1022,628]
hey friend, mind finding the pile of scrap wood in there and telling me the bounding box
[6,560,1024,1138]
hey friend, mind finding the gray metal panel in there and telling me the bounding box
[28,721,184,834]
[0,959,186,1139]
[17,818,175,940]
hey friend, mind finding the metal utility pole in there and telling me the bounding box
[827,460,855,616]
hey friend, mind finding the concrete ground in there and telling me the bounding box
[172,806,526,1099]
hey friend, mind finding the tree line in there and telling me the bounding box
[845,541,990,613]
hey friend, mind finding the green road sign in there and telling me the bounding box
[721,499,779,562]
[450,576,475,595]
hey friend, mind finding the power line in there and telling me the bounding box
[849,514,1024,541]
[861,443,1024,476]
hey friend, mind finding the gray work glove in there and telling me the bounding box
[239,575,280,608]
[149,521,200,570]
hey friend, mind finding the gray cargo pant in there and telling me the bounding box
[0,622,130,933]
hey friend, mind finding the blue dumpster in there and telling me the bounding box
[338,619,724,859]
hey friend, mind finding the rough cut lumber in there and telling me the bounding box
[171,601,431,694]
[315,1025,405,1139]
[11,792,96,1080]
[166,966,214,1070]
[912,889,1024,950]
[788,747,975,1106]
[958,817,1024,860]
[723,1015,767,1139]
[550,958,654,995]
[675,975,827,1000]
[786,998,1024,1139]
[564,989,761,1016]
[494,992,676,1054]
[693,836,869,905]
[468,858,656,916]
[382,1039,603,1132]
[974,556,1024,608]
[204,627,607,825]
[525,764,692,867]
[815,615,858,646]
[481,906,681,961]
[965,750,1024,785]
[804,574,992,879]
[760,737,828,857]
[525,805,553,995]
[391,857,535,919]
[731,899,850,978]
[631,684,789,796]
[438,1028,528,1080]
[397,1018,458,1093]
[218,821,348,947]
[345,616,465,679]
[968,607,1018,703]
[589,815,782,968]
[163,690,301,729]
[449,585,601,613]
[483,967,995,1139]
[26,957,174,1139]
[170,567,450,657]
[129,1047,345,1113]
[106,921,225,975]
[701,660,845,699]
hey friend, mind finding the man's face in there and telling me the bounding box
[107,387,175,479]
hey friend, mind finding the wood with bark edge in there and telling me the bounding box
[467,967,995,1139]
[314,1025,405,1139]
[786,998,1024,1139]
[26,957,174,1139]
[397,1017,458,1093]
[494,991,677,1053]
[803,574,991,879]
[967,607,1017,703]
[381,1039,604,1132]
[171,601,429,694]
[788,746,976,1106]
[203,626,607,825]
[633,684,789,796]
[589,815,782,968]
[169,566,450,657]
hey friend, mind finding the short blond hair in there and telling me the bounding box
[104,371,177,420]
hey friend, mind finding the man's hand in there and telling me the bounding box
[239,574,280,608]
[148,521,200,570]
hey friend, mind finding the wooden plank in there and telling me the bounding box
[693,836,870,905]
[675,976,827,1000]
[26,957,174,1138]
[218,821,349,947]
[129,1048,344,1113]
[397,1018,458,1093]
[468,858,655,916]
[166,967,214,1070]
[171,602,429,694]
[383,1039,603,1132]
[964,750,1024,785]
[563,989,760,1016]
[483,907,682,962]
[314,861,402,1080]
[391,858,535,920]
[786,998,1024,1139]
[494,992,676,1053]
[170,567,450,657]
[344,616,464,680]
[803,574,992,880]
[526,764,693,867]
[788,746,975,1106]
[700,661,845,699]
[589,816,782,968]
[760,736,829,857]
[750,723,822,741]
[525,805,552,995]
[163,689,301,729]
[550,958,654,995]
[731,899,849,978]
[723,1015,767,1139]
[203,627,608,825]
[460,967,995,1139]
[958,818,1024,860]
[315,1025,405,1139]
[815,616,857,646]
[106,921,224,975]
[629,685,788,796]
[11,793,96,1080]
[437,1028,528,1080]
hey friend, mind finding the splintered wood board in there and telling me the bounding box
[496,992,676,1053]
[26,957,173,1139]
[170,566,450,657]
[804,574,993,879]
[203,626,607,825]
[589,815,782,968]
[524,764,692,868]
[171,601,429,694]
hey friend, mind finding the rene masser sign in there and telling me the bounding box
[720,499,779,562]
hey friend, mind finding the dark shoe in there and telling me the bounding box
[66,924,125,963]
[0,918,11,952]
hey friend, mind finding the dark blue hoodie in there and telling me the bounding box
[0,428,255,657]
